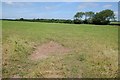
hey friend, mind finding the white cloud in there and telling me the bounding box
[78,3,99,10]
[4,1,13,5]
[103,4,112,8]
[4,2,32,6]
[114,11,118,16]
[44,6,54,10]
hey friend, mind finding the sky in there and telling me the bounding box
[2,2,118,20]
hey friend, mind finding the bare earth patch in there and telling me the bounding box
[29,41,71,60]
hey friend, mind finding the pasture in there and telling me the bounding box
[2,21,118,78]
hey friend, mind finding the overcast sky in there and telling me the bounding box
[2,2,118,19]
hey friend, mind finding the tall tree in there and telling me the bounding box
[84,12,89,20]
[74,12,84,20]
[92,9,115,24]
[88,11,95,19]
[78,12,84,20]
[74,12,84,24]
[87,11,95,23]
[74,12,79,19]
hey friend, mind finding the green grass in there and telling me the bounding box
[0,20,2,78]
[2,21,118,78]
[110,22,120,25]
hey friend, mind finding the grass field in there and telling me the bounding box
[0,20,2,78]
[2,21,118,78]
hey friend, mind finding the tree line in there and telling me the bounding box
[15,18,73,24]
[4,9,118,25]
[73,9,116,24]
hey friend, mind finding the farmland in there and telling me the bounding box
[2,21,118,78]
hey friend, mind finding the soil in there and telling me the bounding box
[29,41,71,60]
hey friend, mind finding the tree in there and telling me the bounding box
[20,18,24,21]
[74,12,84,20]
[84,12,89,20]
[74,12,84,24]
[78,12,84,20]
[92,9,115,24]
[74,12,79,20]
[88,11,95,19]
[82,11,95,24]
[87,11,95,23]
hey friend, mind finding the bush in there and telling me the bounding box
[83,19,89,24]
[73,19,83,24]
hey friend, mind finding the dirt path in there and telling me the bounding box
[29,41,71,60]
